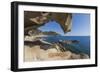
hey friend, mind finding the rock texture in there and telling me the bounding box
[24,45,89,62]
[24,11,72,33]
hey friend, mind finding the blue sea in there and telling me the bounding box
[42,36,90,56]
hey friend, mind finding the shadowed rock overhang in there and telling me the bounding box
[24,11,72,33]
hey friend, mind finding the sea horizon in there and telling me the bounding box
[42,36,90,57]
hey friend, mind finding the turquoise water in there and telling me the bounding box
[43,36,90,56]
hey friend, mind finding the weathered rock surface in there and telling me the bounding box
[24,44,89,62]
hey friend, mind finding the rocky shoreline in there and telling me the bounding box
[24,45,89,62]
[24,12,89,62]
[24,35,89,62]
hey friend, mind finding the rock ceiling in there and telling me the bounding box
[24,11,72,34]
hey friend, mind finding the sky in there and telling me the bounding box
[38,13,90,36]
